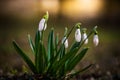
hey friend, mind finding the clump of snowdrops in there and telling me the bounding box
[13,12,99,80]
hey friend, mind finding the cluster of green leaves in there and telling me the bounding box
[12,16,97,80]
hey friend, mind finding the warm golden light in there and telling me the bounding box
[40,0,59,14]
[61,0,104,19]
[79,0,101,13]
[2,0,104,19]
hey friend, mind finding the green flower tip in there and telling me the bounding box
[64,27,68,36]
[82,28,87,33]
[51,27,54,30]
[75,23,81,28]
[43,11,49,21]
[93,26,98,34]
[56,33,59,36]
[65,27,68,32]
[84,47,90,49]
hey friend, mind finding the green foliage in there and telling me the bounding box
[12,12,98,79]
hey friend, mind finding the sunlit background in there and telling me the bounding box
[0,0,120,76]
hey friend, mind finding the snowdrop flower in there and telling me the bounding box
[75,28,81,42]
[82,33,88,44]
[62,37,68,48]
[38,11,49,31]
[93,34,99,46]
[38,18,47,31]
[82,28,88,44]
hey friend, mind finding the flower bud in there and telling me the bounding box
[82,28,88,44]
[62,37,68,48]
[43,11,49,21]
[93,34,99,46]
[82,33,88,44]
[38,18,47,31]
[75,28,81,42]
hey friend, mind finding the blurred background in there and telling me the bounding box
[0,0,120,77]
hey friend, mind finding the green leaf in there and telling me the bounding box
[41,42,48,73]
[58,46,65,76]
[51,47,78,74]
[59,46,65,59]
[36,41,46,74]
[34,30,41,71]
[46,44,63,74]
[68,64,93,78]
[67,42,81,65]
[67,48,89,71]
[70,42,81,51]
[28,34,35,54]
[12,41,37,73]
[49,25,76,67]
[48,29,55,62]
[35,30,40,53]
[55,34,59,55]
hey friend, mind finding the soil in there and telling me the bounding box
[0,72,120,80]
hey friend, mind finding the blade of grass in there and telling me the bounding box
[59,46,65,76]
[66,42,81,67]
[69,64,93,78]
[55,34,59,55]
[35,30,40,69]
[46,44,64,74]
[12,41,37,73]
[70,42,81,52]
[66,47,89,72]
[28,34,35,54]
[47,25,76,72]
[37,41,44,73]
[48,29,55,63]
[41,42,48,73]
[51,47,78,74]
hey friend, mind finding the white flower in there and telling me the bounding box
[38,18,47,31]
[75,28,81,42]
[93,34,99,46]
[62,37,68,48]
[82,33,88,44]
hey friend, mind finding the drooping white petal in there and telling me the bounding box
[38,18,47,31]
[62,37,68,48]
[82,33,88,44]
[44,23,47,30]
[75,29,81,42]
[93,34,99,46]
[64,39,68,48]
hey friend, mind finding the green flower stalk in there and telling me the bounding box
[12,12,99,80]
